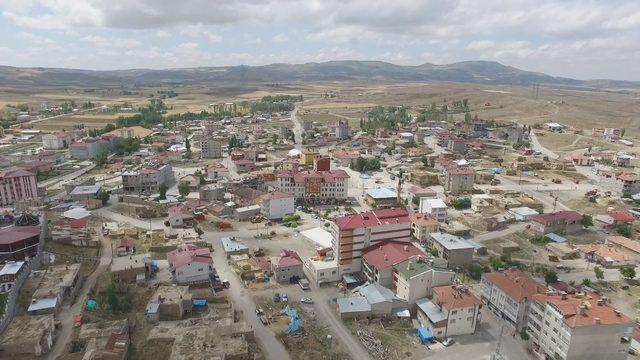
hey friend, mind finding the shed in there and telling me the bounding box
[544,233,567,243]
[417,327,435,344]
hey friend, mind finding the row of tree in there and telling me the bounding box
[360,106,411,131]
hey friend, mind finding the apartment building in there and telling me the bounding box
[69,137,111,160]
[480,269,546,330]
[429,232,475,268]
[260,191,295,220]
[527,292,633,360]
[444,168,475,195]
[361,241,425,287]
[409,213,439,241]
[122,163,174,194]
[333,120,352,140]
[42,131,71,150]
[272,169,349,203]
[393,256,454,306]
[531,211,582,235]
[200,138,222,158]
[419,198,448,222]
[332,209,411,274]
[0,167,38,206]
[416,285,482,338]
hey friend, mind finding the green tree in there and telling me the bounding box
[544,270,558,285]
[94,149,108,167]
[452,197,471,210]
[178,181,190,197]
[594,266,605,281]
[99,192,110,205]
[581,278,591,286]
[615,222,632,237]
[105,283,120,313]
[464,111,472,122]
[158,183,168,200]
[619,265,636,280]
[581,214,593,227]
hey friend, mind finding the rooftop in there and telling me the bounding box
[111,253,150,273]
[365,187,398,200]
[416,298,447,324]
[433,285,482,310]
[482,269,545,302]
[362,241,425,270]
[0,315,54,347]
[334,208,410,231]
[261,191,295,201]
[32,263,81,299]
[0,225,40,245]
[337,297,371,313]
[0,261,26,276]
[533,210,582,224]
[532,292,631,328]
[221,237,249,253]
[393,256,449,279]
[69,184,102,196]
[408,213,439,226]
[430,232,475,251]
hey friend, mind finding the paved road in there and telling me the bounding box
[40,163,96,189]
[47,228,113,360]
[206,232,292,360]
[529,132,559,160]
[290,105,303,150]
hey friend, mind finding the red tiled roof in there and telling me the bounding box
[447,168,475,175]
[249,256,271,272]
[261,191,294,201]
[607,210,635,223]
[408,213,438,226]
[434,285,482,310]
[167,204,193,217]
[0,225,40,245]
[272,249,302,268]
[533,211,582,225]
[334,208,410,230]
[115,238,134,249]
[167,244,212,269]
[362,241,425,270]
[276,169,350,183]
[53,218,87,229]
[532,292,631,328]
[482,269,545,303]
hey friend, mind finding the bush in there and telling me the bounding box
[544,270,558,285]
[451,197,471,210]
[619,265,636,280]
[615,222,632,237]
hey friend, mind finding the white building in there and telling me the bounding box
[0,261,27,293]
[419,198,448,222]
[392,256,454,306]
[508,207,540,222]
[42,132,71,150]
[416,285,482,338]
[527,292,633,360]
[260,191,295,220]
[167,245,213,285]
[480,269,545,330]
[272,169,350,202]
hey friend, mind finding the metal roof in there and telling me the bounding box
[416,298,446,323]
[27,297,58,312]
[365,187,398,200]
[0,261,26,276]
[357,283,396,304]
[430,232,475,250]
[337,297,371,313]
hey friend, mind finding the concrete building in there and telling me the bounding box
[364,187,398,208]
[167,245,213,284]
[408,186,437,207]
[122,163,174,194]
[429,232,474,268]
[0,261,27,293]
[0,315,55,357]
[42,131,71,150]
[446,137,467,154]
[444,168,475,195]
[596,171,640,196]
[392,256,454,306]
[28,263,81,315]
[419,198,448,222]
[200,137,222,158]
[199,184,225,202]
[145,285,193,321]
[481,269,546,330]
[205,162,229,179]
[313,156,331,171]
[69,137,111,160]
[272,169,350,203]
[409,213,439,241]
[361,241,425,287]
[260,191,295,220]
[271,249,304,283]
[111,253,151,283]
[333,120,352,140]
[332,209,412,274]
[531,211,582,235]
[509,207,540,222]
[166,204,194,228]
[300,149,320,165]
[68,184,101,201]
[416,285,482,338]
[0,167,38,206]
[527,292,633,360]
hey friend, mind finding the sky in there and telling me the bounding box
[1,0,639,80]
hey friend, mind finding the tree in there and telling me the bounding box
[158,183,168,200]
[619,265,636,280]
[581,214,593,227]
[544,270,558,285]
[594,266,605,281]
[94,149,108,167]
[99,192,110,205]
[105,283,120,313]
[615,222,632,237]
[581,278,591,286]
[178,181,190,197]
[464,111,472,123]
[452,197,471,210]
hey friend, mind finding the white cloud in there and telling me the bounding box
[271,33,289,43]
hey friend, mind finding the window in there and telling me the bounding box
[451,310,457,315]
[467,316,473,321]
[450,319,456,324]
[468,308,474,313]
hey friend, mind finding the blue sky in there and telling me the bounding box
[1,0,639,80]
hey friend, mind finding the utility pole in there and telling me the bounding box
[396,168,404,206]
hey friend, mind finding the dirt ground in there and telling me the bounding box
[344,318,426,360]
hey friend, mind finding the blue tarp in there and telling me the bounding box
[416,327,435,344]
[193,299,207,307]
[285,306,302,334]
[490,167,503,174]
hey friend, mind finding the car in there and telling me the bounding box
[301,298,314,304]
[298,278,310,290]
[281,294,288,302]
[273,293,281,303]
[442,338,454,347]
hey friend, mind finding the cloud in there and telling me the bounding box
[271,33,289,43]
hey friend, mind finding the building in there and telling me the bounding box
[527,292,633,360]
[272,169,350,203]
[509,207,540,222]
[122,163,174,194]
[574,244,635,267]
[531,211,582,235]
[409,213,439,241]
[606,235,640,257]
[77,320,129,360]
[199,184,225,202]
[416,285,482,338]
[337,283,408,318]
[313,156,331,171]
[444,168,475,195]
[481,269,546,330]
[166,204,194,228]
[0,222,41,262]
[332,209,411,274]
[28,263,81,315]
[271,249,304,283]
[234,159,257,173]
[596,171,640,196]
[0,167,38,206]
[69,138,111,160]
[51,217,92,247]
[68,184,102,201]
[260,191,295,220]
[361,241,425,287]
[408,186,437,207]
[221,237,250,257]
[364,187,398,208]
[200,138,222,158]
[446,137,467,154]
[167,245,213,284]
[145,285,193,321]
[0,261,27,292]
[42,131,71,150]
[0,315,55,357]
[111,253,151,283]
[419,198,448,222]
[393,256,454,306]
[430,232,474,268]
[205,162,229,179]
[300,149,320,165]
[333,120,352,140]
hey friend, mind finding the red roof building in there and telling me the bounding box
[531,211,582,235]
[166,244,213,284]
[362,241,425,287]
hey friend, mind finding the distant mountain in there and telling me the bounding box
[0,60,638,89]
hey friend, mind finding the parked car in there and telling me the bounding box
[273,293,281,303]
[281,294,288,302]
[298,278,310,290]
[301,298,314,304]
[442,338,454,347]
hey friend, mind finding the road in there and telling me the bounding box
[47,228,113,360]
[40,162,96,189]
[206,232,292,360]
[290,105,303,150]
[529,131,559,160]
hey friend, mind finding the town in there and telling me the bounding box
[0,83,639,360]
